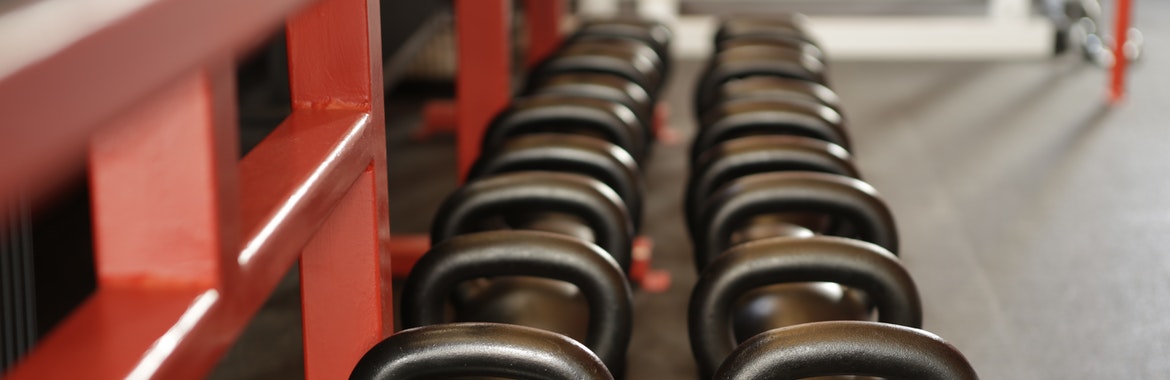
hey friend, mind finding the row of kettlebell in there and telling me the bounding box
[686,15,979,379]
[350,18,674,380]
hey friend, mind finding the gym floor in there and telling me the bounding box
[212,4,1169,378]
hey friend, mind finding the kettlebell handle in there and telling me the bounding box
[695,171,897,271]
[350,323,614,380]
[401,230,633,373]
[713,321,978,380]
[688,236,922,378]
[431,171,634,272]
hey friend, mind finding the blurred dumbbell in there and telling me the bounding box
[351,322,615,380]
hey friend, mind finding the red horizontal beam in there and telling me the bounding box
[4,286,226,379]
[236,109,377,300]
[0,0,315,214]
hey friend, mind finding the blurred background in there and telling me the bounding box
[1,0,1163,378]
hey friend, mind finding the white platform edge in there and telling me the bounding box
[672,15,1056,61]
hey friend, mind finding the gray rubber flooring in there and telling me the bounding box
[212,5,1170,377]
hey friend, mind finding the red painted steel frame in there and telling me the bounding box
[525,0,566,68]
[455,0,514,179]
[1109,0,1132,103]
[0,0,315,216]
[3,0,392,378]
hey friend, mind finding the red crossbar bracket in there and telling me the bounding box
[413,99,458,140]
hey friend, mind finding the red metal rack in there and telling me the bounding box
[1,0,666,378]
[1,0,390,378]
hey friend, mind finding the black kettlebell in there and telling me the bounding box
[695,75,843,120]
[691,171,897,271]
[483,93,648,162]
[696,45,827,109]
[401,231,633,374]
[716,35,825,62]
[572,18,672,77]
[468,133,645,231]
[688,236,922,378]
[715,16,819,48]
[523,73,655,145]
[686,136,857,231]
[539,38,664,96]
[691,98,850,163]
[713,321,979,380]
[431,171,634,272]
[350,323,614,380]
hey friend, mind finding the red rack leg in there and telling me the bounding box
[455,0,513,179]
[1109,0,1132,103]
[525,0,565,68]
[287,0,392,378]
[300,167,389,379]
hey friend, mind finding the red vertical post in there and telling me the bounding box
[1109,0,1132,103]
[286,0,393,378]
[456,0,513,179]
[88,64,239,290]
[525,0,565,68]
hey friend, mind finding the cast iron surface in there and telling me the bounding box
[696,75,843,118]
[692,172,897,270]
[484,93,647,161]
[468,133,644,231]
[350,323,614,380]
[713,321,978,380]
[692,97,850,161]
[539,39,664,96]
[431,171,634,271]
[696,46,827,108]
[400,231,632,372]
[571,19,673,77]
[688,236,921,377]
[699,96,845,135]
[715,16,818,47]
[687,136,857,227]
[524,72,654,139]
[717,36,826,63]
